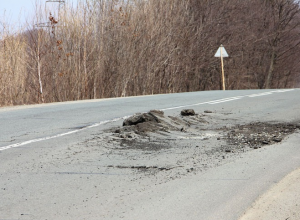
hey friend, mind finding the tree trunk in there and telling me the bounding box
[264,49,276,89]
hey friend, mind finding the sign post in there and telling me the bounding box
[214,44,229,90]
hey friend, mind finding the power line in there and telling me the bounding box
[35,22,51,28]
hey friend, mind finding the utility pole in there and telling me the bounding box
[36,0,65,30]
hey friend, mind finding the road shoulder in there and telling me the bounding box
[239,167,300,220]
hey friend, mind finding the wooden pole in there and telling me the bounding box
[220,47,226,90]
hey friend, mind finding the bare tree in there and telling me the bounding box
[1,0,300,106]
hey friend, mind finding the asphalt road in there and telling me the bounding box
[0,89,299,219]
[0,89,297,149]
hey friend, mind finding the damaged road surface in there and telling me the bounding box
[104,110,299,177]
[0,89,300,220]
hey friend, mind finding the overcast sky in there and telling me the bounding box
[1,0,77,27]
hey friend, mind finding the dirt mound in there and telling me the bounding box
[122,110,163,126]
[113,109,206,138]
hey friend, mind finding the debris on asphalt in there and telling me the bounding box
[181,109,196,116]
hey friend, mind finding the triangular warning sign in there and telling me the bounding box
[214,44,229,57]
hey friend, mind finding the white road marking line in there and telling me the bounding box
[207,96,243,104]
[160,101,212,111]
[0,115,130,152]
[275,89,295,92]
[248,89,294,97]
[248,93,273,97]
[161,96,243,110]
[0,89,295,151]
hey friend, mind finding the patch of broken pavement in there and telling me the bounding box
[81,109,300,184]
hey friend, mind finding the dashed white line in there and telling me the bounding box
[161,96,244,110]
[207,96,243,104]
[160,101,211,111]
[247,89,294,97]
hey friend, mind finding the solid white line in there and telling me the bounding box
[0,115,130,152]
[0,89,295,151]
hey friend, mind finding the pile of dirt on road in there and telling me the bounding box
[112,109,207,139]
[107,109,299,153]
[91,109,299,180]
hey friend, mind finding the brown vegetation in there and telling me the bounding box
[1,0,300,106]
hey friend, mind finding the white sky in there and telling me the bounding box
[1,0,78,27]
